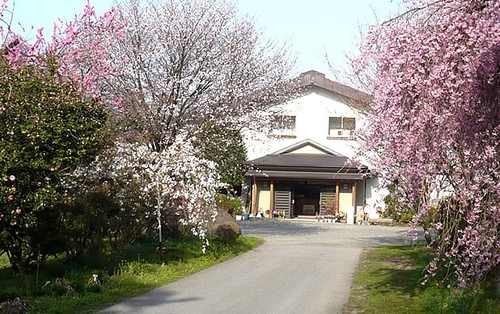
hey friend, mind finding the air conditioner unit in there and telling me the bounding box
[329,129,347,137]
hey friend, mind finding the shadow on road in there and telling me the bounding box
[238,219,324,237]
[99,289,202,313]
[238,219,426,248]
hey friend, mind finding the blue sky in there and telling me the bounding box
[8,0,399,77]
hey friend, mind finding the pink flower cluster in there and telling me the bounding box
[0,0,125,99]
[355,0,500,289]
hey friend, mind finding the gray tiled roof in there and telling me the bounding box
[246,153,368,181]
[245,169,366,180]
[246,129,369,181]
[247,154,352,170]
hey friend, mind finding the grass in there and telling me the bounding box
[343,245,500,314]
[0,236,263,314]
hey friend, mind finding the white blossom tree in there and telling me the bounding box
[66,137,222,251]
[103,0,295,150]
[63,0,296,248]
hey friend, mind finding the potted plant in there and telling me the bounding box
[339,211,347,223]
[216,193,244,219]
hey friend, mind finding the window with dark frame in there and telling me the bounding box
[276,115,296,131]
[328,117,356,137]
[271,115,296,138]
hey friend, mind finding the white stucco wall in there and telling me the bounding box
[245,90,365,160]
[364,177,388,217]
[257,182,270,214]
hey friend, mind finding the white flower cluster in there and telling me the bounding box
[64,138,222,252]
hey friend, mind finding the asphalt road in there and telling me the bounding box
[98,220,420,314]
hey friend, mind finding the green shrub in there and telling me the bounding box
[84,284,101,294]
[0,287,23,303]
[400,212,414,223]
[229,197,244,215]
[216,193,243,216]
[0,57,109,273]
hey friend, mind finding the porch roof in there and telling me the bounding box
[248,154,349,168]
[245,153,368,181]
[245,169,365,181]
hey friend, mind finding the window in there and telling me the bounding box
[343,117,356,130]
[272,115,296,138]
[329,117,341,129]
[328,117,355,138]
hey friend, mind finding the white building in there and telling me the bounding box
[244,70,383,223]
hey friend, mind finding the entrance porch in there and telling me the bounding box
[248,179,362,222]
[244,139,369,223]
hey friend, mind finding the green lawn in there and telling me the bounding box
[0,236,263,314]
[343,246,500,314]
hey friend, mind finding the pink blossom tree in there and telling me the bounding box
[355,0,500,289]
[0,1,124,98]
[0,1,124,271]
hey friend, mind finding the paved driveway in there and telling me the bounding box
[99,220,420,314]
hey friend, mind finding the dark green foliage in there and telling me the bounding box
[57,196,113,260]
[29,189,155,263]
[193,123,247,189]
[0,57,109,271]
[0,287,23,303]
[92,182,158,250]
[216,193,244,216]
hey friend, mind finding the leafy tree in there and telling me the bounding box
[355,0,500,289]
[103,0,295,151]
[0,1,123,271]
[193,123,247,190]
[0,58,108,271]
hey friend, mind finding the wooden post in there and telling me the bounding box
[352,182,356,207]
[269,181,275,217]
[251,180,258,216]
[352,182,356,219]
[335,183,340,215]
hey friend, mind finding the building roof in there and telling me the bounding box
[245,139,368,181]
[248,154,350,170]
[297,70,372,114]
[245,169,366,181]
